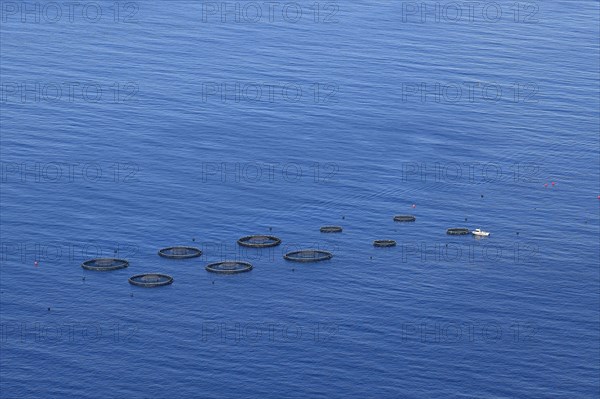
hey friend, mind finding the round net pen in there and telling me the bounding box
[128,273,173,287]
[320,226,343,233]
[284,250,333,262]
[393,215,416,222]
[81,258,129,271]
[237,235,281,248]
[446,228,470,235]
[373,240,397,247]
[158,246,202,259]
[205,261,253,274]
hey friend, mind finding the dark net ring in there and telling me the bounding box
[205,261,253,274]
[237,235,282,248]
[446,228,470,235]
[446,227,471,236]
[158,246,202,259]
[373,240,397,247]
[128,273,173,287]
[320,226,343,233]
[393,215,416,222]
[283,250,333,262]
[81,258,129,271]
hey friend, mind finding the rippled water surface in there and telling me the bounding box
[1,1,599,398]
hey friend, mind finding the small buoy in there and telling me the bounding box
[544,183,548,188]
[47,307,51,311]
[212,281,215,284]
[82,277,85,281]
[192,237,196,242]
[34,261,39,267]
[551,182,556,186]
[465,218,468,221]
[342,216,345,220]
[412,204,416,208]
[480,194,484,198]
[516,232,519,235]
[369,256,372,260]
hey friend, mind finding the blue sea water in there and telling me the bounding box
[1,1,599,398]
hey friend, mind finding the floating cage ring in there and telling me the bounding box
[283,250,333,262]
[373,240,397,247]
[158,246,202,259]
[320,226,343,233]
[128,273,174,287]
[206,261,253,274]
[393,215,416,222]
[446,228,471,235]
[81,258,129,271]
[237,235,282,248]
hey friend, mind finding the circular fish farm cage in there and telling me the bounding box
[237,235,281,248]
[320,226,343,233]
[373,240,397,247]
[158,246,202,259]
[81,258,129,271]
[393,215,416,222]
[205,261,253,274]
[284,250,333,262]
[446,228,470,235]
[128,273,173,287]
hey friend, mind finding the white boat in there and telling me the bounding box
[472,228,490,237]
